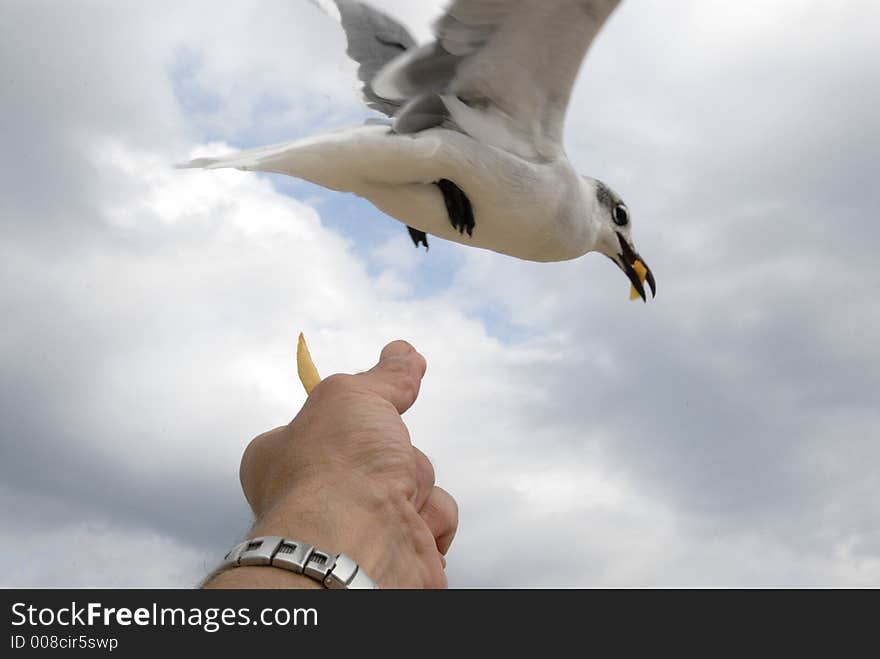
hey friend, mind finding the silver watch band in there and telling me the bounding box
[221,536,378,589]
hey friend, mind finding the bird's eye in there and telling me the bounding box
[613,204,629,227]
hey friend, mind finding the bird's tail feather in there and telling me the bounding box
[174,157,219,169]
[174,139,305,171]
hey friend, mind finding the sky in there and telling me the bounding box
[1,0,878,587]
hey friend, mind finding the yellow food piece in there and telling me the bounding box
[297,332,322,394]
[629,260,648,300]
[629,260,649,301]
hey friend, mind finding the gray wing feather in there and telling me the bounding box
[373,0,622,156]
[393,92,451,134]
[436,0,511,55]
[333,0,417,117]
[331,2,456,135]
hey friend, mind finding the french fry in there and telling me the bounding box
[297,332,322,394]
[629,260,649,301]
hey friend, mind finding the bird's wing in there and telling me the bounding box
[373,0,621,159]
[330,0,417,117]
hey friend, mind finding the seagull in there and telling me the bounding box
[179,0,656,301]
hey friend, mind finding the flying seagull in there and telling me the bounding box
[179,0,656,301]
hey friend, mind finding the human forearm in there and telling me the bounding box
[203,481,442,589]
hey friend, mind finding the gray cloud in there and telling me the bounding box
[437,0,880,583]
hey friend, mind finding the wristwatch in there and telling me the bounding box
[221,536,378,589]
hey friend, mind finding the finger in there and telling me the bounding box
[379,340,421,363]
[357,340,427,414]
[419,486,458,555]
[412,447,436,511]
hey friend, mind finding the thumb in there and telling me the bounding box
[357,340,427,414]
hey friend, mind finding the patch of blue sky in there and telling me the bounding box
[470,302,535,344]
[401,239,466,300]
[170,47,525,341]
[269,176,394,249]
[267,175,465,299]
[170,46,365,145]
[235,93,366,147]
[170,48,223,137]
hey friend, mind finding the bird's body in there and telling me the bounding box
[180,0,657,298]
[189,123,593,261]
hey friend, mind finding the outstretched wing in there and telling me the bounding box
[373,0,621,159]
[330,0,417,117]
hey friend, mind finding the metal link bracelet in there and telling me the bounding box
[221,536,378,589]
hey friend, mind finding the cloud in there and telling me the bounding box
[1,0,879,588]
[0,489,212,588]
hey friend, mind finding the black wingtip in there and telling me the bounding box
[406,226,429,251]
[436,179,475,237]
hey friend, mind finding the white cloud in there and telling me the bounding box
[1,523,211,588]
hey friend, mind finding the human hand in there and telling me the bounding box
[207,340,457,589]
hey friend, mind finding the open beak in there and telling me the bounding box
[616,232,656,302]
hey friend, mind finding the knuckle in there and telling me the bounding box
[411,350,427,376]
[444,492,459,526]
[414,451,436,488]
[383,356,410,375]
[377,359,421,403]
[240,426,286,476]
[313,373,356,398]
[391,367,420,399]
[395,377,414,401]
[404,374,421,400]
[435,486,456,510]
[241,428,275,467]
[386,339,415,355]
[239,436,270,508]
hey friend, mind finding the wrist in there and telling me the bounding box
[250,479,436,588]
[203,564,322,589]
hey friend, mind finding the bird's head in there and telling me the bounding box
[586,178,656,302]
